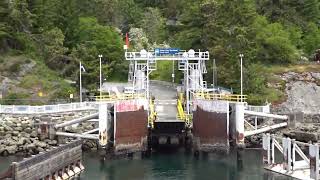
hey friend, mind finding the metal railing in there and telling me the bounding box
[194,92,247,102]
[246,104,270,113]
[0,102,98,114]
[95,93,146,101]
[176,93,192,126]
[263,133,319,179]
[148,99,157,128]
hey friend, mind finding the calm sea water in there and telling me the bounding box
[0,149,292,180]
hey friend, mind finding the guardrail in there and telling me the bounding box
[194,92,247,102]
[246,104,270,113]
[95,93,146,101]
[0,102,98,114]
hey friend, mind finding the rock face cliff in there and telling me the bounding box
[273,72,320,116]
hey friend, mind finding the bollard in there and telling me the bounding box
[309,144,319,179]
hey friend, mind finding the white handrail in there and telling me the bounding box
[0,102,98,114]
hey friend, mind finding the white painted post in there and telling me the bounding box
[79,61,82,102]
[271,135,275,164]
[287,137,292,171]
[309,144,319,179]
[235,102,245,148]
[98,103,108,146]
[262,134,269,164]
[292,139,296,170]
[267,133,271,164]
[255,116,257,130]
[239,54,244,102]
[282,137,288,170]
[98,55,103,98]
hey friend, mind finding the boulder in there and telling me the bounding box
[37,147,45,153]
[24,127,32,134]
[35,141,48,148]
[47,140,58,146]
[12,131,19,136]
[30,131,37,138]
[5,133,12,138]
[16,138,27,146]
[4,125,13,132]
[15,127,22,132]
[5,120,14,127]
[0,145,5,154]
[285,131,318,142]
[25,143,36,151]
[5,145,17,155]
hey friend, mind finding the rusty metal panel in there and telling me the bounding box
[115,108,148,153]
[193,100,229,152]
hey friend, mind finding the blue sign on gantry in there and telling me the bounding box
[155,48,180,56]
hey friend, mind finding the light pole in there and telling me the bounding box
[98,54,103,97]
[79,61,82,102]
[239,53,244,102]
[79,61,86,102]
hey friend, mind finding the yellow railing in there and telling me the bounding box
[95,93,146,101]
[194,92,247,102]
[148,98,157,128]
[176,93,192,126]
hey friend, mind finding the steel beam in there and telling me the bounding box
[82,128,99,135]
[56,131,98,140]
[244,122,288,137]
[244,110,288,120]
[55,113,98,129]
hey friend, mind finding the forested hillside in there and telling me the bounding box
[0,0,319,104]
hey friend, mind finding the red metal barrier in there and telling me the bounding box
[193,100,229,152]
[114,102,148,154]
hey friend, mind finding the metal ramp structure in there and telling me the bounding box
[125,48,210,128]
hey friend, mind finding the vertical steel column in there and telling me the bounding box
[292,139,296,170]
[79,61,82,102]
[309,144,319,179]
[262,133,271,164]
[235,102,245,148]
[186,58,190,115]
[271,135,275,164]
[282,137,292,171]
[99,103,108,146]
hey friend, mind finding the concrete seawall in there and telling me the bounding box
[1,140,83,180]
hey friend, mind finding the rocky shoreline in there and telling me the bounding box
[245,71,320,148]
[0,111,98,156]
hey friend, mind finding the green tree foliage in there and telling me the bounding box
[71,17,125,89]
[303,23,320,56]
[42,27,67,59]
[141,7,166,43]
[253,16,300,63]
[1,0,320,102]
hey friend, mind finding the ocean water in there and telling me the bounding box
[0,149,293,180]
[80,149,293,180]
